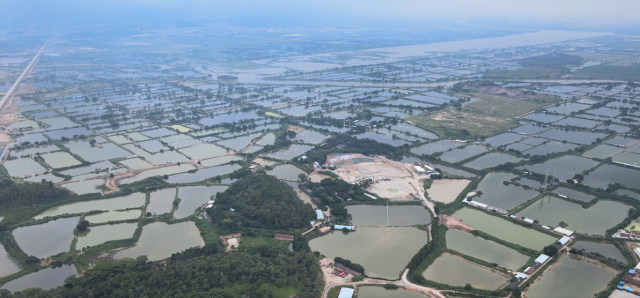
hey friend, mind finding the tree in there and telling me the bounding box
[76,220,90,232]
[543,244,558,256]
[298,173,307,182]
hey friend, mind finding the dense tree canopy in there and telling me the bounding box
[302,134,404,165]
[0,178,70,209]
[6,250,322,298]
[211,173,314,230]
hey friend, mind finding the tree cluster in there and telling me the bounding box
[0,178,69,209]
[211,174,314,231]
[7,250,321,298]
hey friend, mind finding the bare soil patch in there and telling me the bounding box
[440,214,474,232]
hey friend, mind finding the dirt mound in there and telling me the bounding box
[480,86,524,98]
[439,214,474,232]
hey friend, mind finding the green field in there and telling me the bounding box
[408,91,559,138]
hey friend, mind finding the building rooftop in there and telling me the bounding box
[338,288,354,298]
[558,236,571,245]
[315,209,324,220]
[554,227,574,236]
[535,254,550,264]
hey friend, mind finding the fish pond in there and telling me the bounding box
[113,221,204,261]
[0,265,77,293]
[426,179,470,204]
[13,216,80,258]
[515,196,630,235]
[446,229,530,271]
[76,223,138,249]
[309,227,428,280]
[422,253,507,290]
[346,205,431,226]
[525,255,616,298]
[174,186,228,219]
[452,208,556,250]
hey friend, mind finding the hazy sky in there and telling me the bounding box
[1,0,639,30]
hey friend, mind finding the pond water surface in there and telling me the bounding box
[309,227,428,279]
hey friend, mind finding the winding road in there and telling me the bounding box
[321,269,445,298]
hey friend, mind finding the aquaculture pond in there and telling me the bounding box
[446,229,529,271]
[422,253,507,290]
[266,144,314,160]
[118,164,195,184]
[256,133,276,146]
[346,205,431,226]
[0,265,77,293]
[426,179,470,204]
[177,144,227,159]
[147,188,176,215]
[13,217,80,258]
[452,208,556,250]
[552,187,596,203]
[583,144,626,159]
[518,155,599,181]
[583,164,640,190]
[199,155,243,167]
[84,210,141,224]
[75,223,138,249]
[463,153,522,170]
[267,164,306,181]
[41,151,82,169]
[2,157,46,177]
[357,286,425,298]
[0,243,20,278]
[35,193,146,219]
[60,179,104,195]
[572,241,626,262]
[174,186,228,219]
[291,130,327,144]
[475,172,539,210]
[309,227,428,280]
[166,164,241,184]
[525,255,616,298]
[410,141,463,156]
[515,196,630,235]
[113,222,204,261]
[216,133,262,151]
[438,145,489,164]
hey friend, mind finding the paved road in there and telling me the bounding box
[321,269,445,298]
[0,37,54,111]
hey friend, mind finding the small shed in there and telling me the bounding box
[274,234,294,241]
[515,273,527,280]
[338,288,355,298]
[524,267,534,274]
[554,227,574,236]
[558,236,570,245]
[535,254,550,266]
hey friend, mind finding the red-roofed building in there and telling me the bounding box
[274,234,294,241]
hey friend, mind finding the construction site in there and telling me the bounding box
[326,153,430,201]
